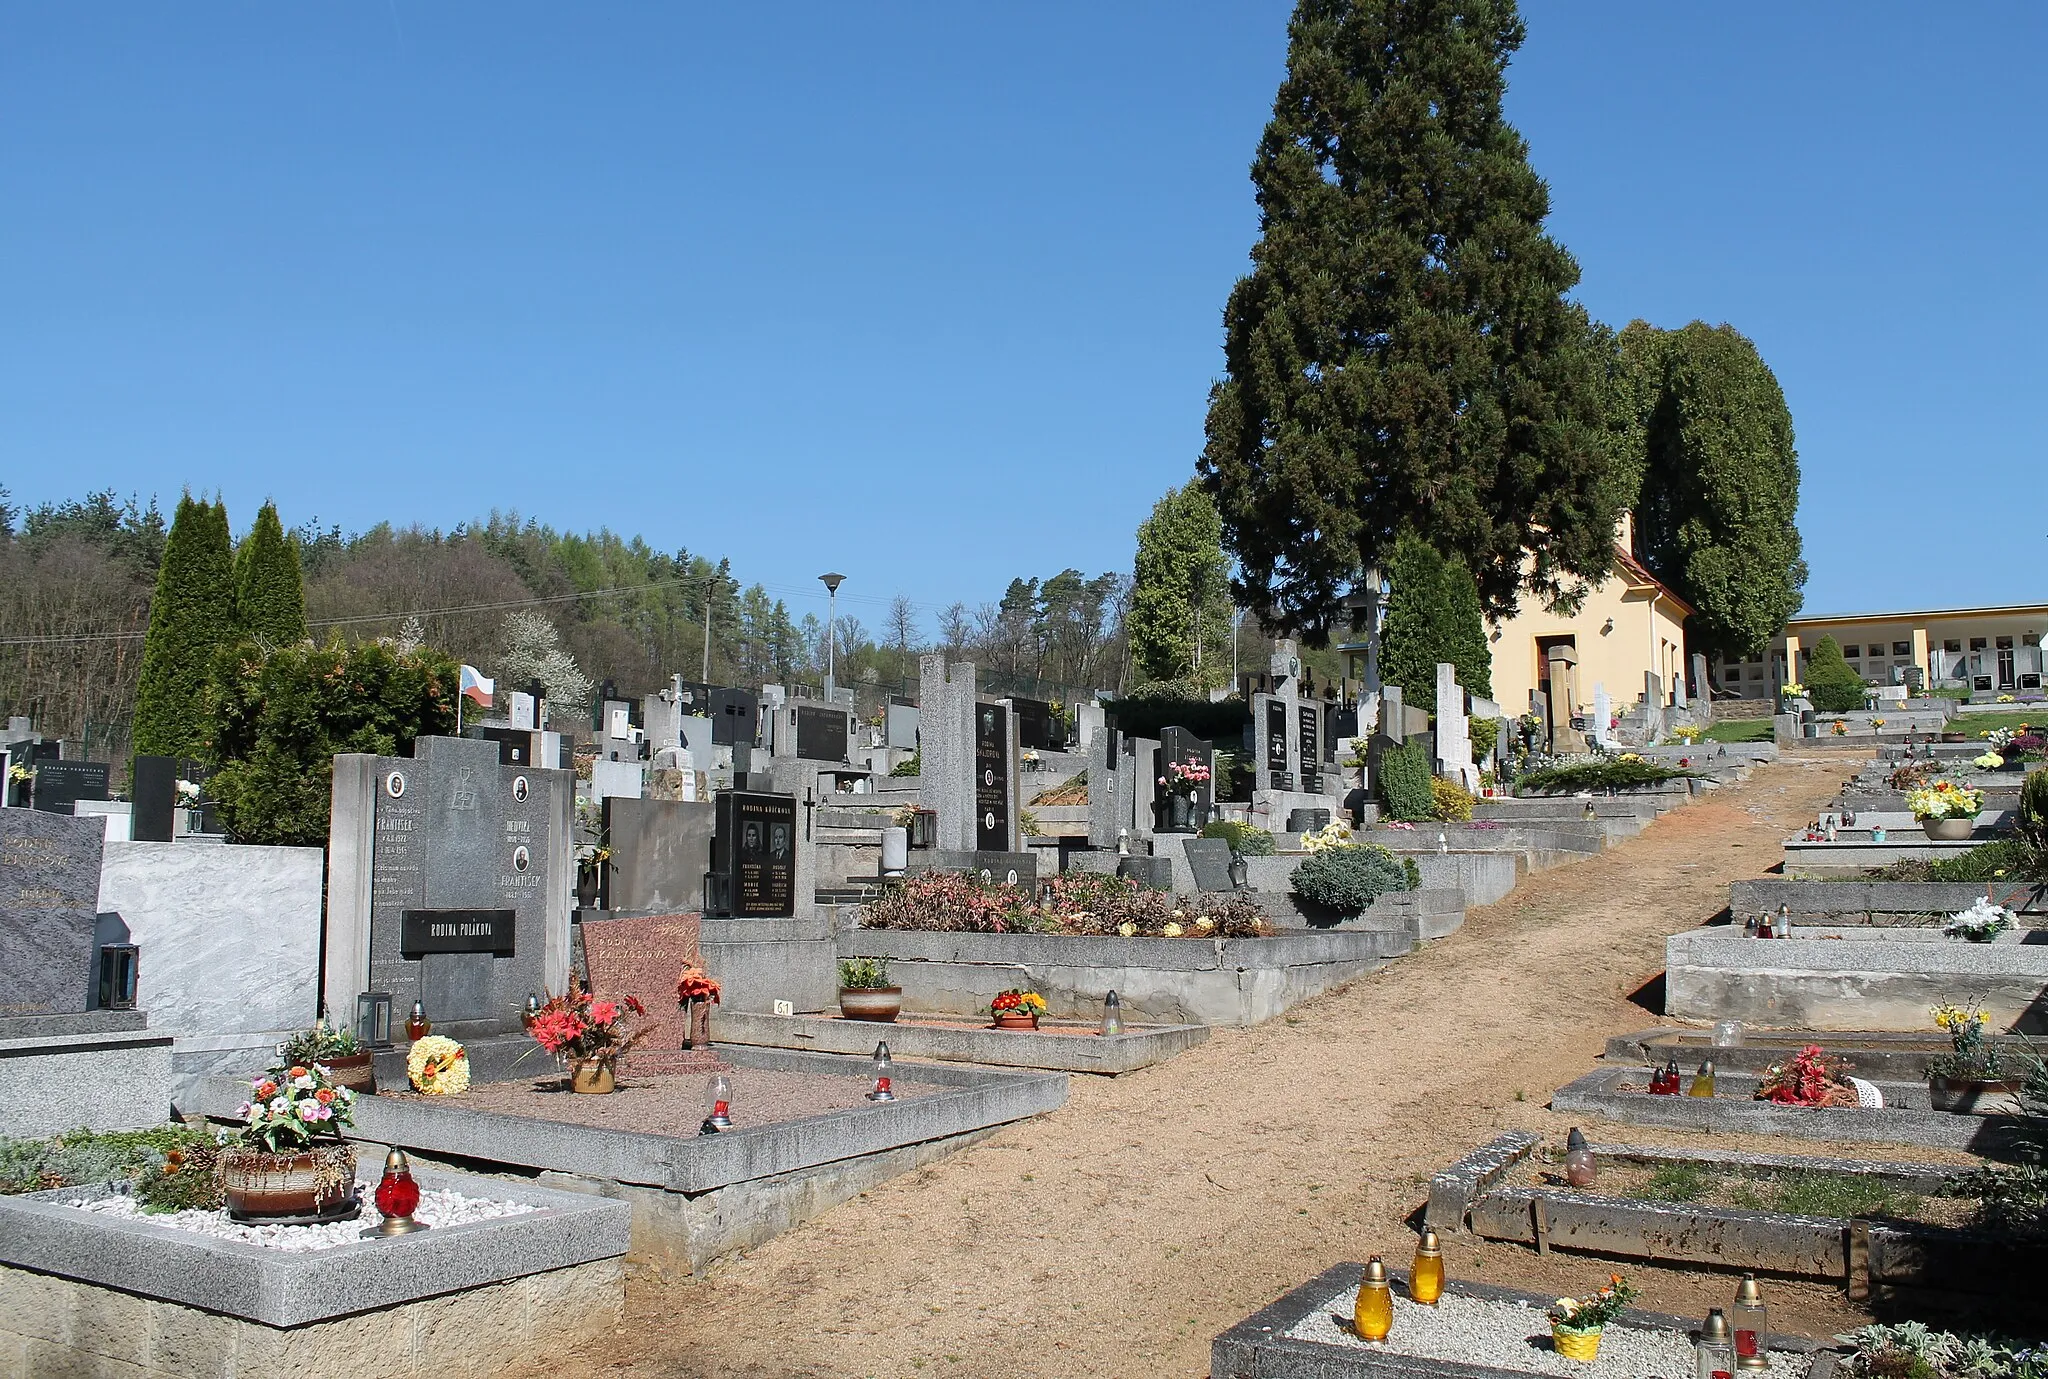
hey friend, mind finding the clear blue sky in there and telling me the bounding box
[3,3,2042,634]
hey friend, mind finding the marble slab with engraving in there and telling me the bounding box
[0,810,106,1020]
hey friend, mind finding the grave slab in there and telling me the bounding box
[710,1010,1208,1074]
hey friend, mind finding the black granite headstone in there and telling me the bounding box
[975,702,1011,851]
[794,705,849,762]
[709,688,759,746]
[1012,698,1053,751]
[131,755,179,843]
[712,790,797,918]
[1264,700,1287,775]
[30,761,110,816]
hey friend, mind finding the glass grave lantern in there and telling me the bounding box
[406,1000,431,1041]
[1730,1274,1768,1370]
[867,1042,895,1102]
[707,1074,734,1128]
[1352,1256,1393,1342]
[1099,990,1125,1038]
[356,991,394,1049]
[363,1147,427,1237]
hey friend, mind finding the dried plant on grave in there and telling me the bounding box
[859,868,1269,939]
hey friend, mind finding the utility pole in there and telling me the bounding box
[701,574,717,686]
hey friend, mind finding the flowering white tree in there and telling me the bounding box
[496,610,593,723]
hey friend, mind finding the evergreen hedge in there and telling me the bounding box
[205,638,458,846]
[1290,843,1414,916]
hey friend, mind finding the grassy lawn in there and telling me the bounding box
[1701,717,1773,743]
[1946,710,2046,738]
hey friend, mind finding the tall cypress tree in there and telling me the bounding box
[1623,321,1806,662]
[134,494,237,757]
[1199,0,1624,643]
[234,500,308,645]
[1129,483,1233,687]
[1377,533,1492,706]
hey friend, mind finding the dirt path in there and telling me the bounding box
[573,755,1887,1378]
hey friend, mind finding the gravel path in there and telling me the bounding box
[553,754,1892,1379]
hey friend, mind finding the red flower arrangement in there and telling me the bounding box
[676,967,722,1005]
[525,975,649,1062]
[1755,1045,1858,1107]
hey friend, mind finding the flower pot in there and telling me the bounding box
[992,1012,1040,1031]
[323,1053,376,1095]
[1166,794,1193,833]
[568,1057,616,1094]
[678,997,714,1049]
[1928,1075,2025,1115]
[220,1143,358,1222]
[1551,1325,1603,1362]
[838,986,903,1022]
[1921,817,1974,841]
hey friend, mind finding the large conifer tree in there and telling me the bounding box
[1377,532,1493,706]
[233,500,307,645]
[1622,321,1806,661]
[1199,0,1624,642]
[1129,483,1233,687]
[134,494,237,757]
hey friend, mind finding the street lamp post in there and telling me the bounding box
[819,572,846,700]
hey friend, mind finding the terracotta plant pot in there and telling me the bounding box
[1922,817,1974,841]
[1551,1326,1603,1362]
[323,1053,375,1095]
[220,1143,358,1222]
[569,1057,616,1094]
[1929,1075,2025,1115]
[838,987,903,1023]
[992,1012,1039,1031]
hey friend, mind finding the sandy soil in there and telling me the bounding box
[559,754,1921,1379]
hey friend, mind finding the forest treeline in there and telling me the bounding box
[0,487,1190,753]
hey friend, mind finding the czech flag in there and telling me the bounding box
[459,665,495,707]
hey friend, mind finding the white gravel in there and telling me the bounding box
[69,1188,537,1252]
[1286,1282,1812,1377]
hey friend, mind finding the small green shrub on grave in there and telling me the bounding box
[2015,767,2048,856]
[889,749,921,778]
[1375,738,1434,821]
[837,957,893,989]
[1290,843,1414,915]
[0,1125,214,1196]
[1201,818,1275,856]
[1803,635,1869,713]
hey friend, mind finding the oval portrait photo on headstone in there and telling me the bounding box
[983,768,994,786]
[512,775,529,802]
[512,844,530,873]
[385,771,407,798]
[983,810,995,830]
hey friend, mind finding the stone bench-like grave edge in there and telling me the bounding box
[202,1043,1067,1196]
[0,1160,630,1329]
[1425,1132,2039,1304]
[1550,1065,2029,1152]
[1604,1027,2037,1082]
[710,1008,1210,1075]
[1726,878,2048,923]
[1210,1261,1844,1379]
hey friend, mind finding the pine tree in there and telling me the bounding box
[1377,533,1492,707]
[134,494,237,757]
[1129,483,1233,687]
[1623,321,1806,662]
[233,500,307,645]
[1199,0,1624,644]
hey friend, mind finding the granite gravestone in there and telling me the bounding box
[1012,698,1053,752]
[604,796,714,914]
[30,761,110,817]
[1262,698,1290,790]
[0,810,106,1019]
[710,790,797,918]
[1297,703,1323,793]
[709,688,760,746]
[325,736,570,1040]
[793,705,850,763]
[1155,726,1215,830]
[131,755,179,844]
[975,701,1011,852]
[1182,837,1237,893]
[579,913,727,1075]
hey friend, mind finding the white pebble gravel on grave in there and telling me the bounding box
[1286,1285,1810,1378]
[69,1189,537,1252]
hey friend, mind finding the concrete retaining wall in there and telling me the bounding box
[1665,928,2048,1033]
[841,926,1411,1026]
[700,910,840,1014]
[1728,879,2047,923]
